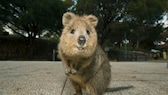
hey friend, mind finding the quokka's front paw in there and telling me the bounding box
[64,68,71,75]
[70,69,77,75]
[65,68,77,75]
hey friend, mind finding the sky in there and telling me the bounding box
[160,13,168,28]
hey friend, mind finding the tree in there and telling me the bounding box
[74,0,128,46]
[125,0,167,49]
[0,0,66,58]
[71,0,167,50]
[0,25,3,35]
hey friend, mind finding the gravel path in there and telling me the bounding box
[0,61,168,95]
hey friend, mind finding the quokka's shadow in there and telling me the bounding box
[106,86,134,92]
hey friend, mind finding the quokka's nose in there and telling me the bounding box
[78,36,86,46]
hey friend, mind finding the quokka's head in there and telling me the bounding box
[59,12,98,58]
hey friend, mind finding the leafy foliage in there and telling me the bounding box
[126,0,167,23]
[0,0,168,59]
[0,0,66,58]
[0,0,66,37]
[71,0,167,50]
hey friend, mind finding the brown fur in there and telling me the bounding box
[58,12,111,95]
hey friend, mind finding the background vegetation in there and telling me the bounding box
[0,0,168,60]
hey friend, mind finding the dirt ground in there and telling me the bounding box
[0,61,168,95]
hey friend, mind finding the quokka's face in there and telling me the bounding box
[60,12,98,57]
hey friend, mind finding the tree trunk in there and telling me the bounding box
[27,33,36,60]
[27,24,38,60]
[135,40,140,50]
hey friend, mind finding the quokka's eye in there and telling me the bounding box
[86,30,90,35]
[70,29,75,34]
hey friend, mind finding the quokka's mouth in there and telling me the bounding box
[76,46,85,52]
[77,47,84,50]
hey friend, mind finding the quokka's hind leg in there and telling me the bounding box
[70,80,82,95]
[86,85,103,95]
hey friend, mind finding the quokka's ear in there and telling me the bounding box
[86,15,98,27]
[62,12,75,26]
